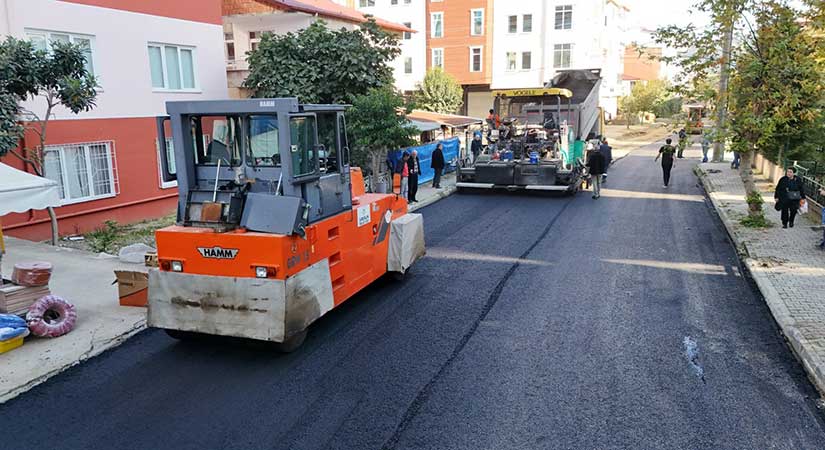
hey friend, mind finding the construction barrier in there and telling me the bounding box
[387,137,460,185]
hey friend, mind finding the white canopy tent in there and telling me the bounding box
[0,163,60,216]
[0,163,61,251]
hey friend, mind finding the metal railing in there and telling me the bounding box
[789,160,825,208]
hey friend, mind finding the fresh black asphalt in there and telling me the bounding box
[2,141,824,449]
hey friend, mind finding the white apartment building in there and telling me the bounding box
[491,0,629,118]
[351,0,427,93]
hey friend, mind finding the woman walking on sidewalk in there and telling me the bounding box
[774,168,805,228]
[655,138,677,188]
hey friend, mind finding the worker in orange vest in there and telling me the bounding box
[487,109,501,129]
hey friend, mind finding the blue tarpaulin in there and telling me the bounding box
[386,137,460,185]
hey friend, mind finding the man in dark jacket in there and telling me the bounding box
[774,167,806,228]
[655,138,677,187]
[431,143,445,188]
[587,146,606,199]
[407,150,421,203]
[470,132,483,162]
[599,138,613,183]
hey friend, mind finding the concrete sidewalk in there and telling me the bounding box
[697,163,825,394]
[0,238,147,403]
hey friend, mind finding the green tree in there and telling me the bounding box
[346,87,417,186]
[0,36,98,243]
[653,0,750,161]
[413,68,463,114]
[728,0,824,219]
[619,80,667,128]
[244,19,400,103]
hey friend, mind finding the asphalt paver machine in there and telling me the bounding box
[148,99,425,351]
[457,69,602,193]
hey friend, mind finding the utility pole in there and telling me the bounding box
[713,20,734,162]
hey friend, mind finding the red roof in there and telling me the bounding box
[260,0,414,33]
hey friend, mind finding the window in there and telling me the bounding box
[506,52,517,71]
[403,22,412,40]
[555,5,573,30]
[26,29,95,76]
[523,14,533,32]
[44,142,117,204]
[470,46,482,72]
[431,12,443,38]
[522,51,532,70]
[148,44,197,91]
[188,116,242,166]
[404,57,413,74]
[157,137,177,188]
[508,15,518,33]
[359,0,375,6]
[471,9,484,36]
[289,116,318,178]
[248,115,280,167]
[391,0,398,4]
[554,43,572,68]
[431,48,444,69]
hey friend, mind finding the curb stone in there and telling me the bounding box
[409,185,457,213]
[695,166,825,396]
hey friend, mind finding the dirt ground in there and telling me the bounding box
[59,214,176,255]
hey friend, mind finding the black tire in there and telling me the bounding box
[274,329,308,353]
[390,271,406,282]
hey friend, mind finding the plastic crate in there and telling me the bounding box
[0,335,24,354]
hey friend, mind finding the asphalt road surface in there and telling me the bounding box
[3,141,825,450]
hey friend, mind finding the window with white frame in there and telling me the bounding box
[522,51,532,70]
[404,57,413,74]
[43,141,118,204]
[523,14,533,32]
[360,0,375,6]
[507,15,518,33]
[431,12,444,38]
[470,46,482,72]
[555,5,573,30]
[26,29,95,76]
[471,9,484,36]
[431,48,444,69]
[148,44,198,91]
[554,43,572,68]
[506,52,517,71]
[157,137,177,189]
[403,22,412,40]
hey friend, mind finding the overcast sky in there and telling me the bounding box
[623,0,708,43]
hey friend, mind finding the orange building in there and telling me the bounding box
[426,0,494,117]
[623,45,662,86]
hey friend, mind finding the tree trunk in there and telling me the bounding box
[712,21,734,162]
[47,207,58,245]
[739,149,760,217]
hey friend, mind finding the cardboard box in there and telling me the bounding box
[115,270,149,307]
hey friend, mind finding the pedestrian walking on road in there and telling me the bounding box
[397,152,410,199]
[599,138,613,183]
[431,143,445,189]
[655,138,677,188]
[701,134,710,163]
[470,132,483,162]
[407,150,421,203]
[677,128,688,158]
[586,145,606,199]
[774,167,805,228]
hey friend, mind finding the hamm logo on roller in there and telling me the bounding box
[197,246,239,259]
